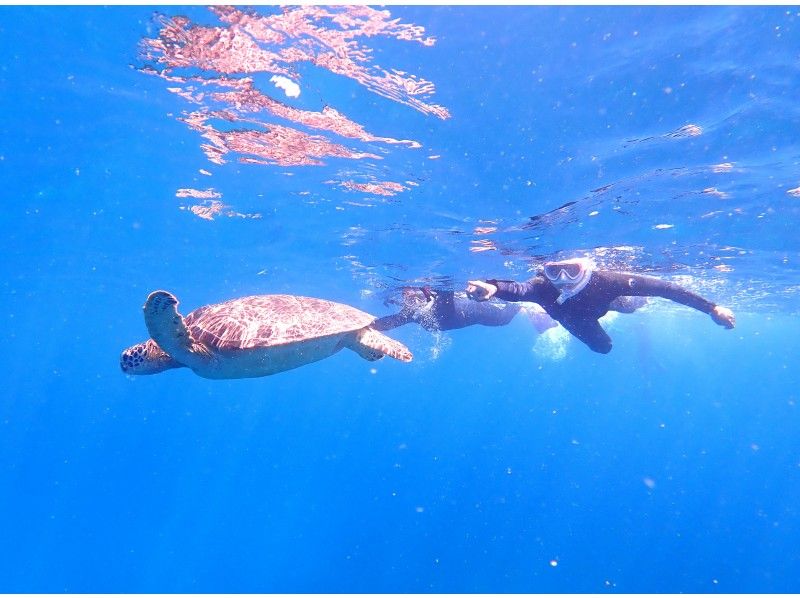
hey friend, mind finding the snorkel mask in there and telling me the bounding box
[543,257,594,304]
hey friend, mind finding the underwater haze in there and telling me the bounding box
[3,5,800,593]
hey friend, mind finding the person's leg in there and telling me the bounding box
[560,318,613,353]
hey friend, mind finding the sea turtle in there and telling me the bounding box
[120,290,413,379]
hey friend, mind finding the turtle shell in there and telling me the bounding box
[183,294,376,352]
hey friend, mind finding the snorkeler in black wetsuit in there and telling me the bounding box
[466,257,736,354]
[372,287,557,333]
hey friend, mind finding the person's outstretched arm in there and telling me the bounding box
[371,311,413,331]
[602,271,735,328]
[466,278,545,302]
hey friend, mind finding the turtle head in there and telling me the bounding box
[120,339,183,375]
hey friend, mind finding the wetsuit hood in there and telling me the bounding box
[543,257,595,304]
[394,287,436,317]
[385,287,433,310]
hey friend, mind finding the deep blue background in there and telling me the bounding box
[1,6,799,593]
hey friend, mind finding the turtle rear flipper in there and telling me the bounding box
[351,327,413,362]
[144,291,211,365]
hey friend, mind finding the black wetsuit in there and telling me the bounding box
[373,290,523,332]
[486,271,717,353]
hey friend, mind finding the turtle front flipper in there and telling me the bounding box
[143,291,211,367]
[351,327,413,362]
[347,339,385,361]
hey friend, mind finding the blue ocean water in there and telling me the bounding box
[2,4,800,593]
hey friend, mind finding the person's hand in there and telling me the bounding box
[711,305,735,329]
[466,280,497,301]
